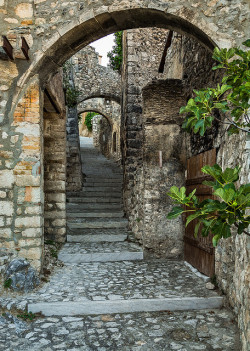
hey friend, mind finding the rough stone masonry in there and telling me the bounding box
[0,1,249,349]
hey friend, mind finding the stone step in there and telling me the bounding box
[85,178,122,183]
[28,297,224,317]
[67,197,122,203]
[67,212,124,218]
[84,182,123,188]
[67,219,128,229]
[68,191,122,198]
[66,203,123,211]
[58,242,143,263]
[67,233,128,243]
[82,187,122,192]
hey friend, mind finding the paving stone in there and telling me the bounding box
[0,310,240,350]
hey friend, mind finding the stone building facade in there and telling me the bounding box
[120,28,249,348]
[0,1,249,348]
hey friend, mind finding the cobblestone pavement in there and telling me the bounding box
[0,309,240,351]
[0,260,218,306]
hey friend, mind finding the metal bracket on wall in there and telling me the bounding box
[21,36,29,60]
[2,36,14,60]
[158,30,173,74]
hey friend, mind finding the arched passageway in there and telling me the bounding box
[0,4,249,347]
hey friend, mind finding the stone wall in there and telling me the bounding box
[142,80,186,258]
[122,28,249,348]
[214,131,250,350]
[72,46,121,103]
[65,60,83,192]
[0,76,43,271]
[43,70,67,243]
[122,28,170,242]
[0,1,249,346]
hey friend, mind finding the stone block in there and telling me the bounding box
[18,238,42,248]
[0,227,11,239]
[15,216,42,228]
[0,191,6,198]
[52,218,66,227]
[15,175,40,187]
[22,228,42,238]
[0,217,4,226]
[0,201,13,216]
[19,247,42,261]
[0,170,14,188]
[25,206,42,215]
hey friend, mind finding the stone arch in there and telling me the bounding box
[9,3,246,95]
[2,4,246,119]
[78,108,113,126]
[72,45,121,105]
[78,97,121,126]
[78,94,121,105]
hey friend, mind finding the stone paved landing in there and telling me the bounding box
[58,242,144,263]
[26,261,219,304]
[0,310,240,351]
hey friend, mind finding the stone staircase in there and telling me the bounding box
[59,137,143,262]
[28,137,224,318]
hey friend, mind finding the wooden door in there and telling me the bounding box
[184,149,217,277]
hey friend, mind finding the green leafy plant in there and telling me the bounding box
[17,312,37,321]
[107,31,123,73]
[84,111,99,131]
[181,40,250,136]
[63,61,81,107]
[65,87,81,107]
[44,239,56,246]
[4,278,12,289]
[50,248,58,259]
[167,164,250,246]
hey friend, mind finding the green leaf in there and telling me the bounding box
[168,186,187,203]
[202,164,223,182]
[214,188,235,203]
[212,234,221,247]
[186,212,202,227]
[188,189,196,200]
[167,206,185,219]
[214,103,228,109]
[242,39,250,47]
[202,180,216,187]
[194,221,202,238]
[194,119,205,134]
[222,167,240,183]
[180,106,187,114]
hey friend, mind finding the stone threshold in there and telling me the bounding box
[28,296,224,316]
[67,233,128,242]
[58,251,144,263]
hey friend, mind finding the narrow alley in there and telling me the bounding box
[0,138,240,350]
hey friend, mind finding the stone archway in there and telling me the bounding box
[0,0,248,296]
[1,0,247,259]
[0,1,248,267]
[0,4,249,346]
[2,2,247,118]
